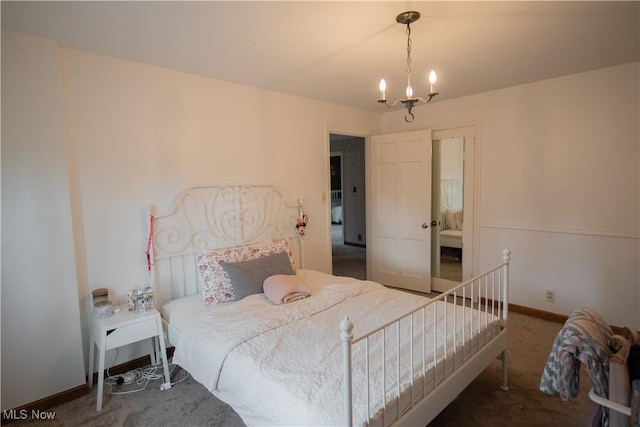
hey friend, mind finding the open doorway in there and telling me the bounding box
[329,134,366,280]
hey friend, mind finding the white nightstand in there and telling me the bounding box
[88,305,171,411]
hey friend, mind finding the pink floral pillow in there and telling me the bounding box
[197,239,296,306]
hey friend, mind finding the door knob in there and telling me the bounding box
[431,220,438,227]
[422,223,429,229]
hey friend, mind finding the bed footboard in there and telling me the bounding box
[341,248,511,426]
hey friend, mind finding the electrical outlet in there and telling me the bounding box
[545,290,555,303]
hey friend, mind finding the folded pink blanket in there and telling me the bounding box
[263,274,311,305]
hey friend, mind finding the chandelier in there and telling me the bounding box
[378,11,439,122]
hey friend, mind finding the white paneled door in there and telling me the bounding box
[369,130,432,293]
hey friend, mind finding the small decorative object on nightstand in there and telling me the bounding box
[88,304,171,411]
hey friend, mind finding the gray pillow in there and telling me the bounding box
[220,251,295,300]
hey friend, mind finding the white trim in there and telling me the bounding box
[481,222,639,240]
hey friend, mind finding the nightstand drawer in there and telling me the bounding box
[104,317,159,350]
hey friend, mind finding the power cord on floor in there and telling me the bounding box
[104,362,190,395]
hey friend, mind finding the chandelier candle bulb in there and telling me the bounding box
[379,79,386,100]
[429,70,437,93]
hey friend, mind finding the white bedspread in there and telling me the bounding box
[168,270,500,426]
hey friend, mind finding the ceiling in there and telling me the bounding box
[2,1,639,112]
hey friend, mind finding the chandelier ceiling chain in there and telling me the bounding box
[405,24,412,91]
[378,11,439,123]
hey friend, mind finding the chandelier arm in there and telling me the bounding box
[413,93,440,104]
[379,99,403,108]
[380,92,439,110]
[425,92,439,102]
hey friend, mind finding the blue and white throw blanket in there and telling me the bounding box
[540,307,614,426]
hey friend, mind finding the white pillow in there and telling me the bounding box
[445,209,463,230]
[445,210,456,230]
[455,209,464,229]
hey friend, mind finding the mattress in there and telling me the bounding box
[440,229,462,248]
[163,269,500,426]
[162,294,209,347]
[440,229,462,239]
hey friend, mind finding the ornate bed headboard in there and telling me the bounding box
[147,185,303,308]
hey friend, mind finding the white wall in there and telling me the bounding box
[59,48,380,366]
[1,33,86,410]
[381,63,640,328]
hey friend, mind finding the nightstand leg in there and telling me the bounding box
[88,335,95,388]
[96,334,106,411]
[155,317,172,391]
[147,337,156,366]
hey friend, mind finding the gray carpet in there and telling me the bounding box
[9,311,594,427]
[331,223,366,280]
[428,312,593,426]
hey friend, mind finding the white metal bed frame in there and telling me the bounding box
[148,185,510,426]
[341,252,510,426]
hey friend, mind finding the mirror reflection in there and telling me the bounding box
[431,137,464,282]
